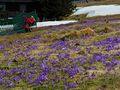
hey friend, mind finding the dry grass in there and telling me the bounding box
[76,0,120,7]
[58,27,95,40]
[65,14,120,23]
[95,26,116,34]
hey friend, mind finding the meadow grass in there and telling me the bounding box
[0,9,120,90]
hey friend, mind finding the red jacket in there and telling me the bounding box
[25,17,36,25]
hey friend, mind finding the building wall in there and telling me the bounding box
[0,4,5,11]
[0,1,37,18]
[6,3,19,11]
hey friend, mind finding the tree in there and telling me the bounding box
[34,0,76,20]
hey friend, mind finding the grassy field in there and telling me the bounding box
[0,2,120,90]
[0,18,120,90]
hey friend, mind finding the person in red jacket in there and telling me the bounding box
[24,16,36,32]
[24,16,31,32]
[29,16,36,25]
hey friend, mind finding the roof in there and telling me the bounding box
[0,0,32,2]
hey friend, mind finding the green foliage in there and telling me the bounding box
[34,0,76,20]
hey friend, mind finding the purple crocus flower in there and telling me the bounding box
[68,69,77,76]
[91,66,96,70]
[29,57,36,61]
[90,72,95,79]
[0,45,4,50]
[41,70,48,75]
[0,76,2,85]
[116,37,120,43]
[37,75,47,82]
[111,58,118,66]
[41,63,49,70]
[13,77,20,82]
[15,41,21,44]
[100,40,107,45]
[7,81,13,87]
[53,77,60,82]
[107,37,114,42]
[79,59,87,64]
[52,60,57,64]
[32,75,47,85]
[64,82,78,89]
[99,32,103,35]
